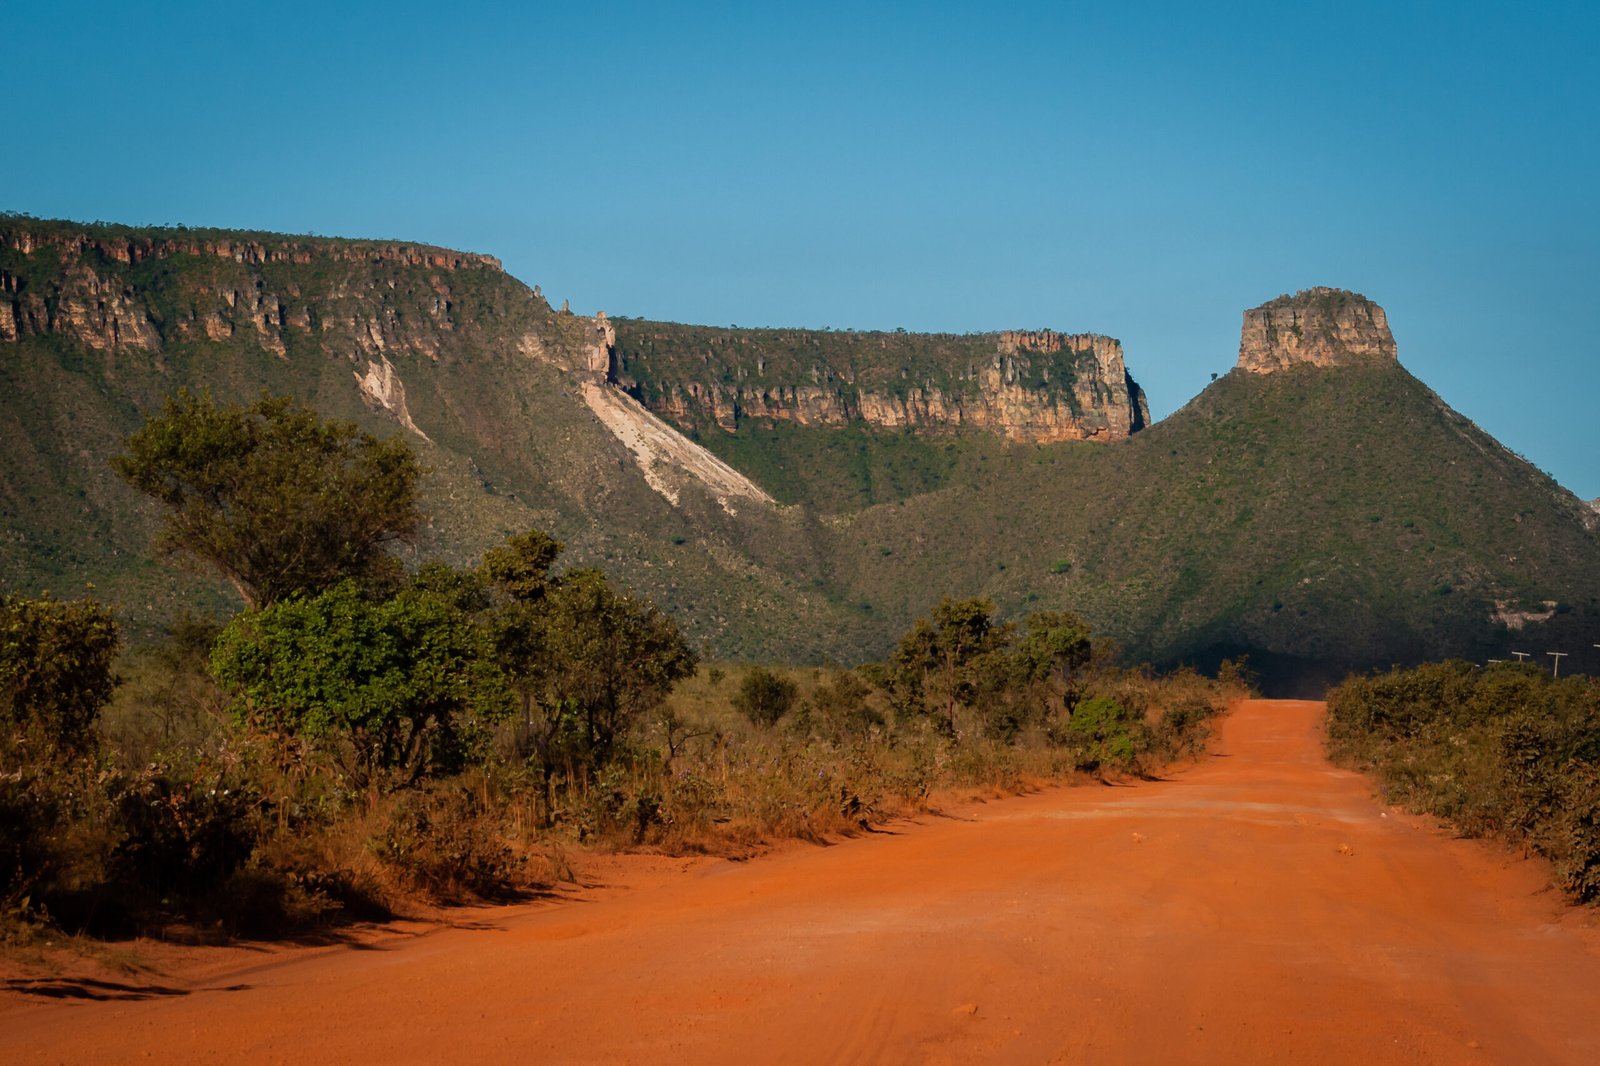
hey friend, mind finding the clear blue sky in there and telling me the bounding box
[10,1,1598,498]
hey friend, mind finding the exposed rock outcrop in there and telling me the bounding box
[1493,599,1558,631]
[611,324,1149,444]
[0,226,500,271]
[0,222,504,360]
[580,381,774,513]
[1237,287,1397,373]
[1,216,781,517]
[353,355,430,442]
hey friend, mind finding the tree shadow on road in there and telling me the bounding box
[3,976,251,1002]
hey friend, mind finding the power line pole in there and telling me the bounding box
[1512,651,1531,662]
[1548,651,1567,678]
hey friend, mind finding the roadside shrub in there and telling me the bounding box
[1327,662,1600,904]
[0,593,121,752]
[1151,694,1219,760]
[369,782,524,900]
[733,668,798,727]
[0,742,80,913]
[1540,763,1600,903]
[1061,696,1137,774]
[801,669,881,742]
[1,594,122,928]
[106,761,261,910]
[1217,656,1259,695]
[212,580,512,789]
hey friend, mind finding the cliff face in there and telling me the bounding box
[1237,287,1397,373]
[0,216,845,659]
[0,223,507,362]
[611,322,1149,444]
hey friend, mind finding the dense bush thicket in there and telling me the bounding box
[2,589,1238,939]
[1,593,121,752]
[0,392,1243,942]
[1327,661,1600,902]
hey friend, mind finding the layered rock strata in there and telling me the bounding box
[0,222,506,361]
[611,325,1149,444]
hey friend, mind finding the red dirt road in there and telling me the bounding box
[4,699,1599,1064]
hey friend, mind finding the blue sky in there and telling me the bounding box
[9,1,1598,497]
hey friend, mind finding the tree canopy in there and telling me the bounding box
[887,596,1013,733]
[483,538,698,775]
[212,579,510,787]
[0,593,121,752]
[733,667,798,727]
[114,389,423,608]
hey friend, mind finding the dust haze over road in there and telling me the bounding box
[4,700,1598,1063]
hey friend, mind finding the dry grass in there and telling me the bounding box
[6,659,1242,944]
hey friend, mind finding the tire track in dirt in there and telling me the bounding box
[3,700,1598,1064]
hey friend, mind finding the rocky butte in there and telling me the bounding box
[1237,287,1397,373]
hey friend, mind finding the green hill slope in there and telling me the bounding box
[831,362,1600,689]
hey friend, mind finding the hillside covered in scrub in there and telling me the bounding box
[2,215,1598,690]
[0,214,867,661]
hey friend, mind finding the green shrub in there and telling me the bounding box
[1151,694,1219,760]
[1541,763,1600,903]
[1062,696,1136,773]
[0,593,121,752]
[212,580,511,788]
[1327,662,1600,904]
[733,668,798,727]
[797,670,882,743]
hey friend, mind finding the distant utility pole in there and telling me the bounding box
[1512,651,1531,662]
[1548,651,1567,678]
[1487,659,1505,665]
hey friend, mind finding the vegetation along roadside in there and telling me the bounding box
[1326,661,1600,902]
[3,391,1247,945]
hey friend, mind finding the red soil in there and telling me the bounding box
[4,699,1598,1064]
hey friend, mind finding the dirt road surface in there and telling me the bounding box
[4,699,1599,1064]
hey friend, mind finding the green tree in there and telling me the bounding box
[1010,610,1094,729]
[114,389,423,608]
[1014,610,1093,690]
[212,580,510,788]
[481,532,698,775]
[0,593,121,752]
[481,529,562,604]
[887,596,1012,734]
[733,667,798,727]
